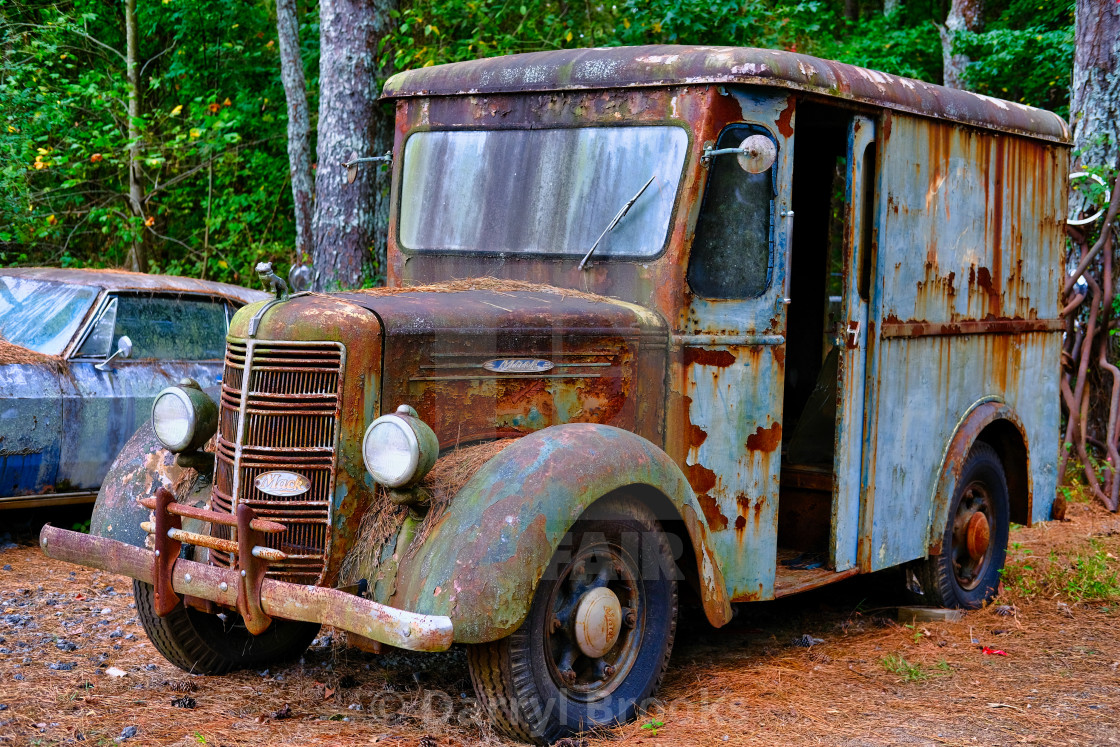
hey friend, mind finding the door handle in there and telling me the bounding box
[846,320,861,349]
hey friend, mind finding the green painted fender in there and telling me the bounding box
[388,423,733,644]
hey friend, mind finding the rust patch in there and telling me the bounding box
[697,492,729,531]
[745,423,783,452]
[735,515,746,530]
[772,345,786,368]
[683,347,736,368]
[685,462,717,495]
[776,97,795,138]
[688,423,708,448]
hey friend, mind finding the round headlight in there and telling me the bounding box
[151,380,218,453]
[362,404,438,488]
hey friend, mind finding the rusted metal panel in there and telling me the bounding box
[343,290,667,447]
[671,88,794,602]
[387,423,732,643]
[382,46,1068,144]
[860,114,1066,571]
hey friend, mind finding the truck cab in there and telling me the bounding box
[43,46,1069,744]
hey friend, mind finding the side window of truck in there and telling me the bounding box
[687,124,777,299]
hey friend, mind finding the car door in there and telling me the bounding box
[58,292,229,490]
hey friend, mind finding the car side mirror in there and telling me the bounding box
[95,335,133,371]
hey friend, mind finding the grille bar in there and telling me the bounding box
[211,338,345,585]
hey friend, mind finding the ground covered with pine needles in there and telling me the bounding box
[0,494,1117,746]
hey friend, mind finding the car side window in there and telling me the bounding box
[686,124,777,299]
[109,294,227,361]
[75,297,118,359]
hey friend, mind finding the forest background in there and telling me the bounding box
[4,0,1120,506]
[0,0,1082,287]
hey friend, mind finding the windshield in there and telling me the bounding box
[399,125,688,258]
[0,276,100,355]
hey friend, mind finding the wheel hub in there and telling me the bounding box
[966,511,990,561]
[573,586,622,658]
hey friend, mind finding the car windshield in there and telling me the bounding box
[399,125,688,258]
[0,276,100,355]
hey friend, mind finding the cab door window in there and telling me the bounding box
[687,124,777,299]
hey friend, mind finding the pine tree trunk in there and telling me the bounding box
[1071,0,1120,179]
[844,0,859,23]
[275,0,314,264]
[311,0,395,291]
[939,0,982,90]
[124,0,147,272]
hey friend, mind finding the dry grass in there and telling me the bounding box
[1,496,1118,746]
[0,338,60,367]
[340,440,517,586]
[347,277,613,304]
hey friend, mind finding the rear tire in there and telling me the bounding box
[910,442,1010,609]
[467,495,678,744]
[134,579,320,675]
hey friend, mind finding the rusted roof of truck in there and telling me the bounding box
[382,45,1069,144]
[0,267,268,306]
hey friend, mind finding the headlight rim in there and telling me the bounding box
[151,386,199,453]
[362,414,421,488]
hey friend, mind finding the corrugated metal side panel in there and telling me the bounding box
[863,114,1065,570]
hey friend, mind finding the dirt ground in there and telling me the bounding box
[1,498,1118,747]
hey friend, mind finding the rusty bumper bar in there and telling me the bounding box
[38,524,454,652]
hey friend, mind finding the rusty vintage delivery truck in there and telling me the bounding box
[41,46,1068,742]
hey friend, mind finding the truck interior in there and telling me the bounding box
[775,101,867,592]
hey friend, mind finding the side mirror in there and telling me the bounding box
[95,335,133,372]
[701,134,777,173]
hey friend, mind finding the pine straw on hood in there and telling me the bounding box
[346,277,614,305]
[340,439,517,586]
[0,337,61,367]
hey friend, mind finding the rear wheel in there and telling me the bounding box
[134,579,320,675]
[467,495,679,744]
[911,442,1010,609]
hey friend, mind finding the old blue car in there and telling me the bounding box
[0,268,266,509]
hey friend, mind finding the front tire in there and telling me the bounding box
[911,442,1010,609]
[467,495,679,744]
[134,580,320,674]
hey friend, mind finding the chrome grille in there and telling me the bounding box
[211,339,345,584]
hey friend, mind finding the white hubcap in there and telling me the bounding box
[573,586,622,658]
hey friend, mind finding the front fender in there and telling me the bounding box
[389,423,732,644]
[90,388,218,547]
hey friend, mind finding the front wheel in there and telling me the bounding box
[467,495,679,744]
[911,442,1010,609]
[134,580,320,675]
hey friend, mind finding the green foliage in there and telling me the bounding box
[1003,540,1120,603]
[0,0,317,285]
[881,653,950,683]
[0,0,1076,285]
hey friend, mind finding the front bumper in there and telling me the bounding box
[38,523,454,652]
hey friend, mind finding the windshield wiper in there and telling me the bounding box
[577,175,656,271]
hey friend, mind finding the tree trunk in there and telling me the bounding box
[1071,0,1120,184]
[844,0,859,23]
[884,0,901,17]
[124,0,147,272]
[311,0,395,291]
[938,0,982,90]
[275,0,314,264]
